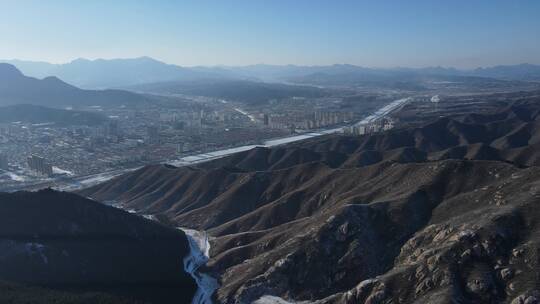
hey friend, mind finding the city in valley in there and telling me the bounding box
[0,67,405,192]
[1,64,538,192]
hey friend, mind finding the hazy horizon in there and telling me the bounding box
[2,0,539,68]
[2,56,539,71]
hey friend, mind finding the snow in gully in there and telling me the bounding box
[180,228,219,304]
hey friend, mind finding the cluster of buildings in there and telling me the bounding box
[158,109,243,128]
[159,110,205,128]
[146,125,161,144]
[27,154,53,177]
[345,118,395,136]
[264,111,354,131]
[0,99,289,180]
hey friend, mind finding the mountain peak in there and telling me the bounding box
[70,58,91,64]
[136,56,160,62]
[0,63,24,78]
[0,63,148,107]
[41,75,71,86]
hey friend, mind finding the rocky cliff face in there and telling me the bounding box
[80,92,540,304]
[0,189,197,304]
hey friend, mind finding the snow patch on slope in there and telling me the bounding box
[0,240,49,264]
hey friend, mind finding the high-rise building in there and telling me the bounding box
[176,143,184,154]
[146,125,160,144]
[27,154,53,176]
[0,153,8,170]
[107,120,119,137]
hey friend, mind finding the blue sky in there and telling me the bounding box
[1,0,539,68]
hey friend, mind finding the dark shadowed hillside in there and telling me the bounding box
[80,92,540,304]
[129,79,328,104]
[0,104,108,126]
[0,189,197,304]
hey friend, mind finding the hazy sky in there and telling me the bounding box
[1,0,539,68]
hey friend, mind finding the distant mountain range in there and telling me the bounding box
[232,63,540,86]
[0,63,150,108]
[1,57,220,89]
[2,57,540,88]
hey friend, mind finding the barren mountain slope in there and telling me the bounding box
[80,92,540,303]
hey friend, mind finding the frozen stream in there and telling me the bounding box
[180,228,219,304]
[107,203,219,304]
